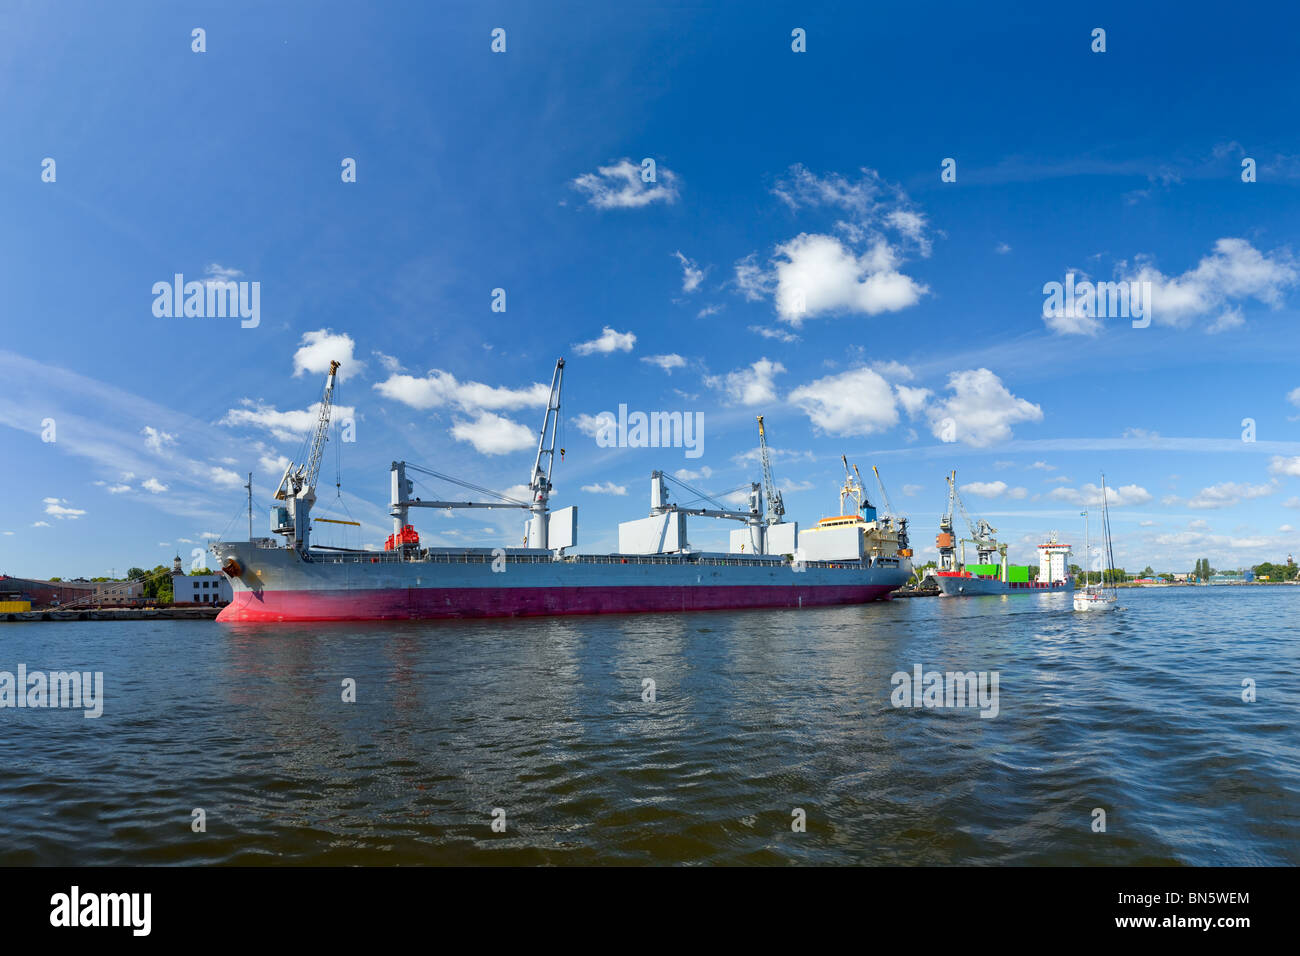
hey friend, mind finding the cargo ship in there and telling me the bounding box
[212,360,912,622]
[929,470,1073,597]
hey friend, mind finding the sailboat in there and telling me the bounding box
[1073,474,1119,613]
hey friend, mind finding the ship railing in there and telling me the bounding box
[306,551,872,571]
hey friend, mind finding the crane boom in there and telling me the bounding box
[756,416,784,525]
[273,359,341,552]
[525,358,565,547]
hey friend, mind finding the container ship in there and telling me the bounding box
[212,360,912,622]
[929,470,1073,597]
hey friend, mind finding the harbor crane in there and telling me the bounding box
[944,470,1004,568]
[937,470,957,570]
[273,360,341,553]
[871,465,911,557]
[756,416,785,526]
[839,455,871,516]
[388,358,568,551]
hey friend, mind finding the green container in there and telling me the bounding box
[967,563,999,577]
[1008,566,1030,583]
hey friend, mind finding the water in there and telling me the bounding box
[2,586,1297,865]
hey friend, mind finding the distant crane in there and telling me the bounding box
[273,360,341,553]
[756,416,784,526]
[946,470,1003,568]
[937,469,957,570]
[838,455,872,517]
[871,465,911,557]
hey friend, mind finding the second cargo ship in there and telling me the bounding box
[213,358,912,622]
[930,470,1074,596]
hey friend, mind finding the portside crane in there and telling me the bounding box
[756,416,784,526]
[872,465,911,557]
[273,360,341,553]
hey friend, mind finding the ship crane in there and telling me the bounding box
[650,471,763,533]
[937,469,958,570]
[387,358,570,552]
[273,360,340,553]
[839,455,873,516]
[948,471,1004,567]
[872,465,911,557]
[756,416,784,526]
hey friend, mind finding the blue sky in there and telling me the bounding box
[5,1,1300,578]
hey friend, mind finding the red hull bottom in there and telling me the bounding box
[216,583,897,623]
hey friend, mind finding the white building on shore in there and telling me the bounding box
[170,555,232,604]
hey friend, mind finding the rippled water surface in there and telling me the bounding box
[2,586,1297,865]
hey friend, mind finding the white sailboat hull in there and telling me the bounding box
[1073,590,1117,612]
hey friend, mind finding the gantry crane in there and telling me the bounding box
[273,360,341,553]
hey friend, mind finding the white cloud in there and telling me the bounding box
[894,384,931,418]
[699,304,725,319]
[573,327,636,356]
[902,484,923,497]
[209,467,243,489]
[995,242,1012,255]
[373,369,549,412]
[1127,238,1297,329]
[106,483,131,494]
[259,452,290,474]
[581,481,627,495]
[1269,456,1300,477]
[574,411,616,438]
[788,367,898,436]
[571,159,679,209]
[641,353,686,373]
[1186,481,1276,509]
[1030,460,1056,471]
[373,350,404,373]
[32,520,50,527]
[707,358,786,406]
[42,497,85,519]
[765,233,928,325]
[204,263,242,282]
[673,251,705,292]
[141,477,168,494]
[142,426,176,453]
[673,466,713,482]
[731,446,814,467]
[748,324,799,343]
[450,411,535,455]
[220,400,358,442]
[927,369,1043,447]
[294,329,361,381]
[1048,483,1153,507]
[960,481,1027,499]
